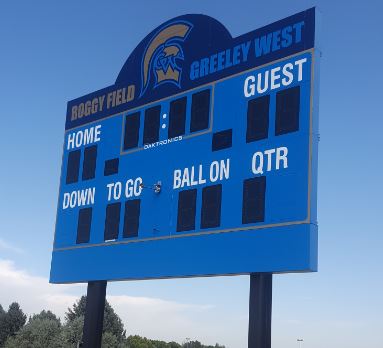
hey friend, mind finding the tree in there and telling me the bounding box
[30,310,61,324]
[181,341,225,348]
[103,301,126,341]
[3,311,62,348]
[126,335,156,348]
[65,296,126,343]
[168,343,182,348]
[65,296,86,323]
[183,341,203,348]
[0,306,7,345]
[101,331,122,348]
[61,315,83,346]
[0,302,27,346]
[1,300,227,348]
[125,335,185,348]
[148,339,182,348]
[6,303,27,335]
[61,315,124,348]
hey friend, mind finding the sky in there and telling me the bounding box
[0,0,382,347]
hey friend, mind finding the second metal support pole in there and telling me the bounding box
[82,280,107,348]
[248,273,272,348]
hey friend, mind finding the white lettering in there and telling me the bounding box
[173,159,230,189]
[114,182,122,200]
[181,168,190,188]
[106,183,114,201]
[251,147,289,175]
[244,58,308,97]
[173,169,181,189]
[78,189,88,206]
[133,177,143,196]
[67,133,75,150]
[220,159,230,180]
[244,76,255,97]
[190,166,198,186]
[62,188,95,209]
[282,63,294,86]
[125,179,134,198]
[75,131,83,148]
[295,58,307,81]
[252,152,264,175]
[63,193,70,209]
[270,67,281,89]
[198,164,206,184]
[66,125,102,150]
[276,147,288,169]
[264,148,276,172]
[83,127,94,145]
[106,182,121,201]
[210,161,220,182]
[257,71,269,94]
[125,177,142,198]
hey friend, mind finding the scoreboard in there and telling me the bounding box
[50,8,320,283]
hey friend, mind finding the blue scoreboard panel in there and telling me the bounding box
[50,8,320,283]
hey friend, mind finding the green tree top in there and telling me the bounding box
[30,310,61,324]
[0,302,27,346]
[65,295,126,341]
[3,313,62,348]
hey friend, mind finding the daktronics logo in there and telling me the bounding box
[143,135,183,150]
[140,21,193,97]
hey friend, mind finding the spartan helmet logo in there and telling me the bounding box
[140,21,193,97]
[154,44,184,85]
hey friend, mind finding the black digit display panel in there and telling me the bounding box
[82,145,97,180]
[177,189,197,232]
[201,184,222,229]
[275,86,300,135]
[190,89,210,132]
[123,199,141,238]
[246,95,270,142]
[168,96,187,138]
[212,129,232,151]
[143,105,161,144]
[104,203,121,241]
[66,150,81,184]
[242,177,266,224]
[76,208,92,244]
[104,158,119,176]
[123,112,140,150]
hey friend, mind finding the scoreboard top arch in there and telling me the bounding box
[50,8,320,283]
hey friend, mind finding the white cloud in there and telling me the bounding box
[0,259,80,317]
[107,295,215,343]
[0,259,234,346]
[0,239,24,254]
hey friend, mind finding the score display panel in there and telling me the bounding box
[50,8,320,283]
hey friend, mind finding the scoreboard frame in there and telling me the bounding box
[50,8,320,284]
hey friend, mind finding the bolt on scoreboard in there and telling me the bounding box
[50,8,320,283]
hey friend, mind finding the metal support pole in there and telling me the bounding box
[248,273,272,348]
[82,281,107,348]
